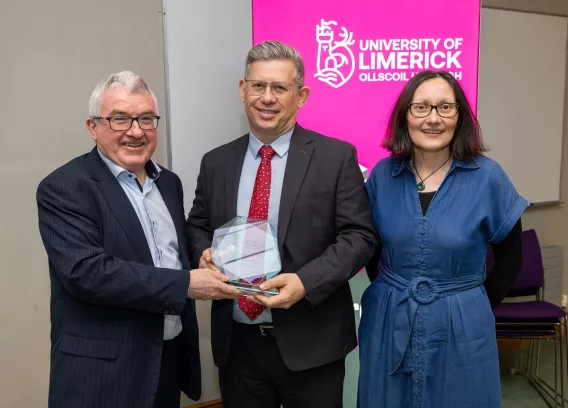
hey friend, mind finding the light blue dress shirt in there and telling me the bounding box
[233,129,293,324]
[98,149,183,340]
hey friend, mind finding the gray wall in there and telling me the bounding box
[0,1,169,407]
[1,0,568,407]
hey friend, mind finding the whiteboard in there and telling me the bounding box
[478,8,567,204]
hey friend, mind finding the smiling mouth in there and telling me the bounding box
[421,129,444,135]
[256,107,279,115]
[123,142,145,148]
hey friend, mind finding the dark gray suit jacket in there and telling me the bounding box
[186,125,378,371]
[37,148,200,408]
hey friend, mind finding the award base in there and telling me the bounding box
[230,281,279,297]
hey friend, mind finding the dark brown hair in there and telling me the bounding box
[382,70,486,160]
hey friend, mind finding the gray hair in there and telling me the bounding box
[244,41,305,86]
[88,71,158,117]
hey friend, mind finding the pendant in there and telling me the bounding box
[416,182,425,191]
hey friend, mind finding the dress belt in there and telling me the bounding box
[379,266,485,374]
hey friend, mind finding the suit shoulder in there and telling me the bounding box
[304,128,356,151]
[38,153,91,188]
[155,165,184,198]
[155,164,181,182]
[202,134,248,160]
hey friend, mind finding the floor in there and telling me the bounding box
[502,375,555,407]
[501,340,567,408]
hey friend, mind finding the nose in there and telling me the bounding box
[126,119,144,138]
[260,85,277,104]
[425,107,442,124]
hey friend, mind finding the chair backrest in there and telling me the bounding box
[485,229,544,297]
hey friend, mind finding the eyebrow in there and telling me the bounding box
[410,100,456,104]
[136,110,157,116]
[248,80,291,84]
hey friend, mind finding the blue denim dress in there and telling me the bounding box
[357,155,527,408]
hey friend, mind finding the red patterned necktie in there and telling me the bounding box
[238,145,276,320]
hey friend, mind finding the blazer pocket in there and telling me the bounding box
[58,333,119,360]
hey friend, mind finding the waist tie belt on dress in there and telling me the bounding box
[379,267,485,375]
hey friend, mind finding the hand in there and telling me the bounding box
[199,248,218,270]
[252,273,306,309]
[188,268,241,300]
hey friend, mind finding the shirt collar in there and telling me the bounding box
[97,148,161,180]
[248,127,294,159]
[391,155,480,177]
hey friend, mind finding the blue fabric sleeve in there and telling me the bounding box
[486,162,528,244]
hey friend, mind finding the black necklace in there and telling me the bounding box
[412,156,451,191]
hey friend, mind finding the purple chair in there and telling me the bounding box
[487,229,567,407]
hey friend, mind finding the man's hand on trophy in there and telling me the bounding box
[187,268,241,300]
[252,273,306,309]
[199,248,218,270]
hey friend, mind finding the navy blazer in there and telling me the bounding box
[37,148,200,408]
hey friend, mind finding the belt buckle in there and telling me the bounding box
[409,277,438,304]
[259,324,274,336]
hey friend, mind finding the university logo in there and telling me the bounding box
[314,19,356,88]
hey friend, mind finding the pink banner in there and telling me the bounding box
[253,0,481,170]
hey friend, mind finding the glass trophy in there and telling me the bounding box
[211,216,281,297]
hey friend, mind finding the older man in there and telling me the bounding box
[37,71,241,408]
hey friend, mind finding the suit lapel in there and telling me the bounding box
[155,173,189,270]
[277,126,314,252]
[225,135,248,222]
[85,148,154,265]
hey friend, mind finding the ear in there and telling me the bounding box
[296,86,310,109]
[239,79,246,103]
[86,117,98,141]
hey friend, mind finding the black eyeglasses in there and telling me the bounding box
[92,115,161,131]
[408,103,459,118]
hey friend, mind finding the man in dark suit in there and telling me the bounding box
[37,71,241,408]
[186,41,378,408]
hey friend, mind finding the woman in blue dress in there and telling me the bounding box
[358,70,527,408]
